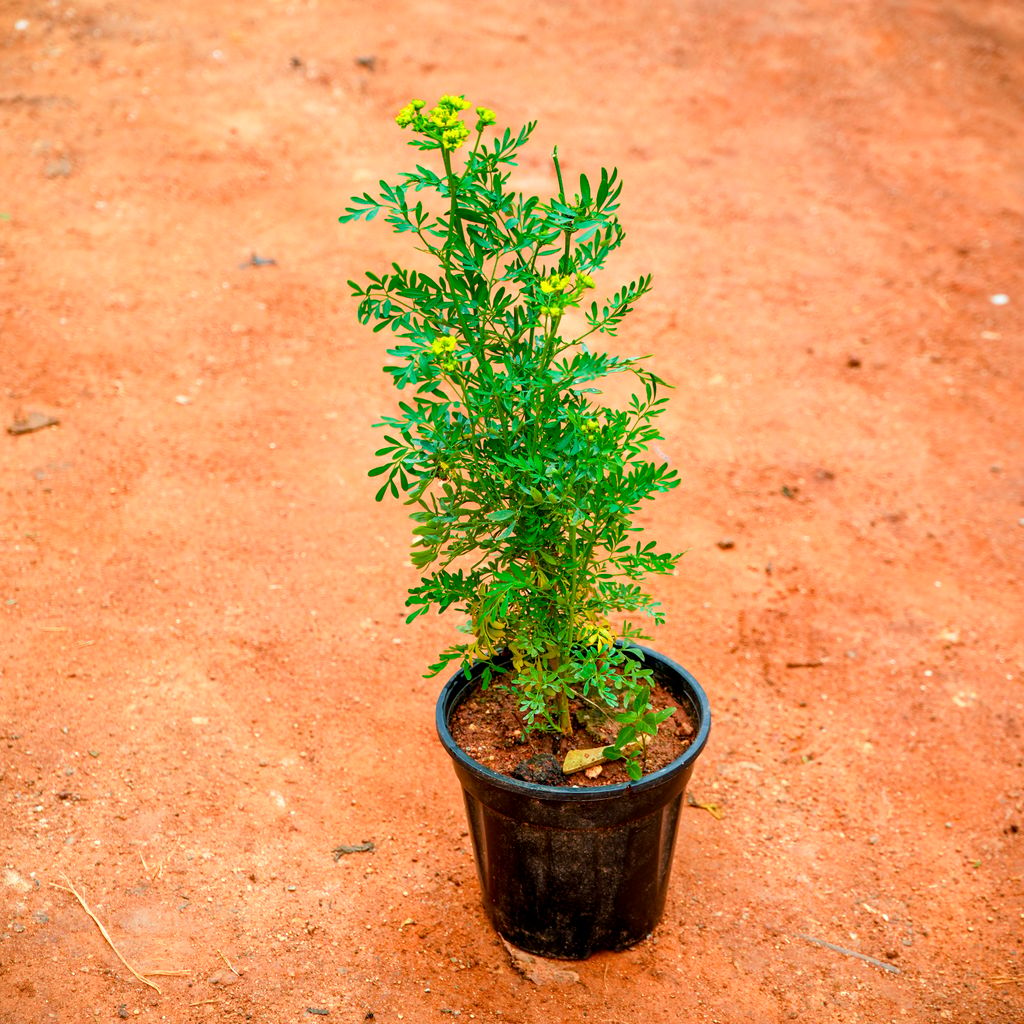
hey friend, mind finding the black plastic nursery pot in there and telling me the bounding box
[436,645,711,960]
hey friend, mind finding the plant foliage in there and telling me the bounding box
[341,95,682,776]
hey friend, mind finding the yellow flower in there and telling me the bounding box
[441,123,470,150]
[395,99,425,128]
[397,95,482,150]
[423,95,472,149]
[430,333,458,355]
[540,273,572,294]
[475,106,496,127]
[430,108,459,128]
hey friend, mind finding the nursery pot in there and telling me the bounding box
[436,645,711,959]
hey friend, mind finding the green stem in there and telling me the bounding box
[440,147,510,438]
[557,688,572,736]
[438,151,478,337]
[551,147,573,271]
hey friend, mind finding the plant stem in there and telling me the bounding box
[557,687,572,736]
[440,148,478,350]
[551,147,573,270]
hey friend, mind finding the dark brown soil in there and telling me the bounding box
[449,676,696,787]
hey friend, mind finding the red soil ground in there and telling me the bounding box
[2,1,1023,1021]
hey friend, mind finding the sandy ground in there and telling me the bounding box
[2,1,1023,1021]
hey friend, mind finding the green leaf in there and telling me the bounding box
[649,706,675,727]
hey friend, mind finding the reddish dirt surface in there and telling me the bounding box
[2,1,1023,1021]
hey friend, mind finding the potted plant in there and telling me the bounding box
[340,95,711,959]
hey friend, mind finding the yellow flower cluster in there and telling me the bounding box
[537,272,596,318]
[430,333,457,355]
[428,94,471,150]
[395,95,495,151]
[437,94,471,112]
[580,417,601,440]
[539,273,573,295]
[430,332,459,371]
[395,98,425,128]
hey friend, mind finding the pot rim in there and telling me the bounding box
[436,643,711,802]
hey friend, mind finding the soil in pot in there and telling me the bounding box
[449,674,697,787]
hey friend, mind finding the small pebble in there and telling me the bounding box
[989,293,1009,305]
[44,157,72,178]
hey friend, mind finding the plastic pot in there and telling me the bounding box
[435,645,711,959]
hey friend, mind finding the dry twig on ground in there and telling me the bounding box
[51,874,164,994]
